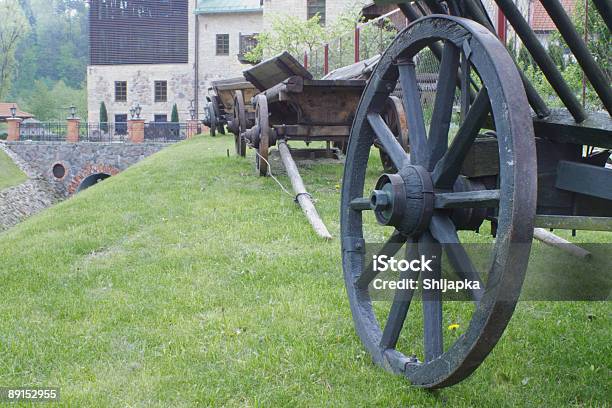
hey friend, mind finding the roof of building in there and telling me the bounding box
[531,0,575,31]
[0,103,34,121]
[195,0,262,14]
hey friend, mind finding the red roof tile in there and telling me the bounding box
[531,0,576,31]
[0,103,33,120]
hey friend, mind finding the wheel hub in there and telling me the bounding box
[371,165,434,236]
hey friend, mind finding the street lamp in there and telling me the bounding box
[9,104,17,118]
[189,106,196,120]
[135,103,142,119]
[69,105,77,119]
[129,107,136,119]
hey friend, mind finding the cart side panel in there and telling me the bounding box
[243,51,313,91]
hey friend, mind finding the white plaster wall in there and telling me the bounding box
[196,11,263,107]
[262,0,359,31]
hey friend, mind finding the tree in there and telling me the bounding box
[99,101,108,131]
[572,0,610,80]
[21,79,86,120]
[245,14,326,63]
[245,5,397,76]
[0,0,30,99]
[171,103,179,123]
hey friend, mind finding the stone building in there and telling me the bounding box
[87,0,197,123]
[87,0,359,123]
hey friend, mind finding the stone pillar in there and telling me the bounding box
[6,118,22,142]
[186,120,200,139]
[66,118,80,143]
[128,119,145,143]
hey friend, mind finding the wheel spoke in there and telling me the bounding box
[460,50,471,124]
[431,88,490,189]
[428,42,460,171]
[367,113,410,170]
[419,231,443,362]
[397,60,429,167]
[380,239,419,349]
[429,215,484,302]
[434,189,500,209]
[355,230,406,289]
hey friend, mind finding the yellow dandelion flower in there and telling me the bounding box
[448,323,460,331]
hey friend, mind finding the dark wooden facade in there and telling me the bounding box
[90,0,188,65]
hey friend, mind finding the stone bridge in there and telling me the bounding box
[4,142,166,195]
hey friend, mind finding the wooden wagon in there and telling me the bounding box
[204,77,257,151]
[241,52,408,176]
[340,0,612,389]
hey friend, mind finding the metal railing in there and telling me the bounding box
[19,122,67,141]
[305,9,406,79]
[17,121,189,143]
[144,122,188,142]
[79,122,128,142]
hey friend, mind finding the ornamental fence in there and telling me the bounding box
[19,121,190,143]
[19,121,67,142]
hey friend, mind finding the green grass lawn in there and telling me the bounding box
[0,148,27,190]
[0,135,609,406]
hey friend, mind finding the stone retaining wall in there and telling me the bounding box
[0,142,63,232]
[4,142,166,196]
[0,179,63,232]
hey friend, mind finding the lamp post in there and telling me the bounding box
[66,105,79,143]
[128,103,144,143]
[7,104,20,141]
[187,99,198,138]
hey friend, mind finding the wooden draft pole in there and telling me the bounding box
[277,140,332,240]
[533,228,591,258]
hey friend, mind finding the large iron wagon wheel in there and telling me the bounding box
[379,96,409,173]
[233,91,247,157]
[208,102,217,137]
[254,94,270,177]
[340,15,537,388]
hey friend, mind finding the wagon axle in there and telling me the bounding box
[353,166,495,238]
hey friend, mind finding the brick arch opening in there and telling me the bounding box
[77,173,112,192]
[68,164,120,195]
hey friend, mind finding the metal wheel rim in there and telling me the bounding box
[255,95,269,176]
[234,91,247,156]
[212,96,225,135]
[208,103,217,137]
[340,15,537,388]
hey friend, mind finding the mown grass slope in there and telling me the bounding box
[0,148,27,190]
[0,136,609,406]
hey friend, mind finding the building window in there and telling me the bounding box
[238,33,258,62]
[154,114,167,122]
[154,80,167,102]
[216,34,229,56]
[307,0,325,25]
[115,81,127,102]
